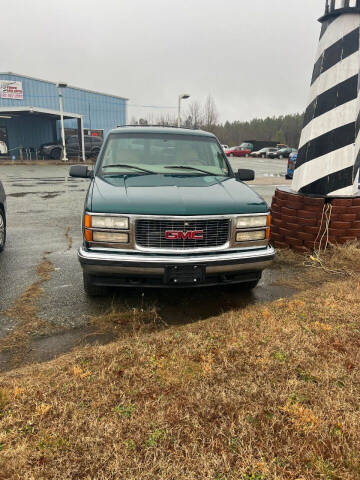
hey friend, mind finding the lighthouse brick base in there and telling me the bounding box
[270,188,360,252]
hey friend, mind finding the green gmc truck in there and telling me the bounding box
[70,126,274,296]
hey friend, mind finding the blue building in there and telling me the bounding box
[0,72,127,158]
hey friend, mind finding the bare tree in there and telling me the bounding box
[187,101,204,129]
[203,95,219,130]
[156,112,177,126]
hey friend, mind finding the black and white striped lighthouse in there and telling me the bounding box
[292,0,360,197]
[271,0,360,252]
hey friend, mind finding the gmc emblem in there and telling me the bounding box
[165,230,204,240]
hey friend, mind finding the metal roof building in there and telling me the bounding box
[0,73,127,159]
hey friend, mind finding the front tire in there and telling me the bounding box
[83,272,108,297]
[0,210,6,252]
[91,148,100,158]
[51,148,62,160]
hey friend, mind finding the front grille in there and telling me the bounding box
[135,218,230,250]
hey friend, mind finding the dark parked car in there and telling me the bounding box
[40,135,103,160]
[70,126,274,296]
[273,147,297,159]
[0,178,6,252]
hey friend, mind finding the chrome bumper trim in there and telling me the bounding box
[79,245,275,267]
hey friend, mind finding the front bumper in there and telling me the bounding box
[78,245,275,288]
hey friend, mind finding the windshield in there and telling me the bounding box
[98,133,230,176]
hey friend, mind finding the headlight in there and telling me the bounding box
[92,231,129,243]
[236,230,266,242]
[236,215,268,228]
[91,216,129,229]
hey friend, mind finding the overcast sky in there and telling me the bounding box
[2,0,324,123]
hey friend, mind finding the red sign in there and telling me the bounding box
[0,81,23,100]
[165,230,204,240]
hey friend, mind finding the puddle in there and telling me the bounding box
[41,192,65,199]
[36,182,63,186]
[0,327,116,372]
[11,184,33,187]
[26,328,116,364]
[16,210,45,214]
[7,192,39,198]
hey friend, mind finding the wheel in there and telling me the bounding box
[83,272,108,297]
[0,209,6,252]
[91,148,100,158]
[51,148,62,160]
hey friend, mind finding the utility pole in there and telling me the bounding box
[177,94,190,127]
[57,82,68,162]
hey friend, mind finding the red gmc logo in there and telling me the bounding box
[165,230,204,240]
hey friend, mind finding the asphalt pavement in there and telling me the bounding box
[0,158,290,369]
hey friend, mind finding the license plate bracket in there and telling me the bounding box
[164,264,205,285]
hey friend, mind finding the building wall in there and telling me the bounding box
[0,116,57,154]
[0,73,127,137]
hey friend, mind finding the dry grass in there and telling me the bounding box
[0,254,55,362]
[0,246,359,479]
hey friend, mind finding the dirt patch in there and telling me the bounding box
[64,226,72,251]
[0,254,56,367]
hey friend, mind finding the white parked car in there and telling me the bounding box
[251,147,278,159]
[0,141,8,155]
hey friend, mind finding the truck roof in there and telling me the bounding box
[111,125,216,138]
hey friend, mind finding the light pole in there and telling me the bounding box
[177,94,190,127]
[57,82,68,162]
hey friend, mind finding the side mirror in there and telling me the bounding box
[69,165,93,179]
[236,169,255,181]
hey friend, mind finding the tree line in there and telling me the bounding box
[131,95,304,148]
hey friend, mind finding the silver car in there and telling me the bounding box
[0,179,6,251]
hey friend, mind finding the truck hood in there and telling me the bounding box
[90,174,268,215]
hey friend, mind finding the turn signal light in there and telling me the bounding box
[84,214,92,228]
[84,229,92,242]
[266,215,271,240]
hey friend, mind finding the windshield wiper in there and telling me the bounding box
[164,165,225,176]
[102,164,156,174]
